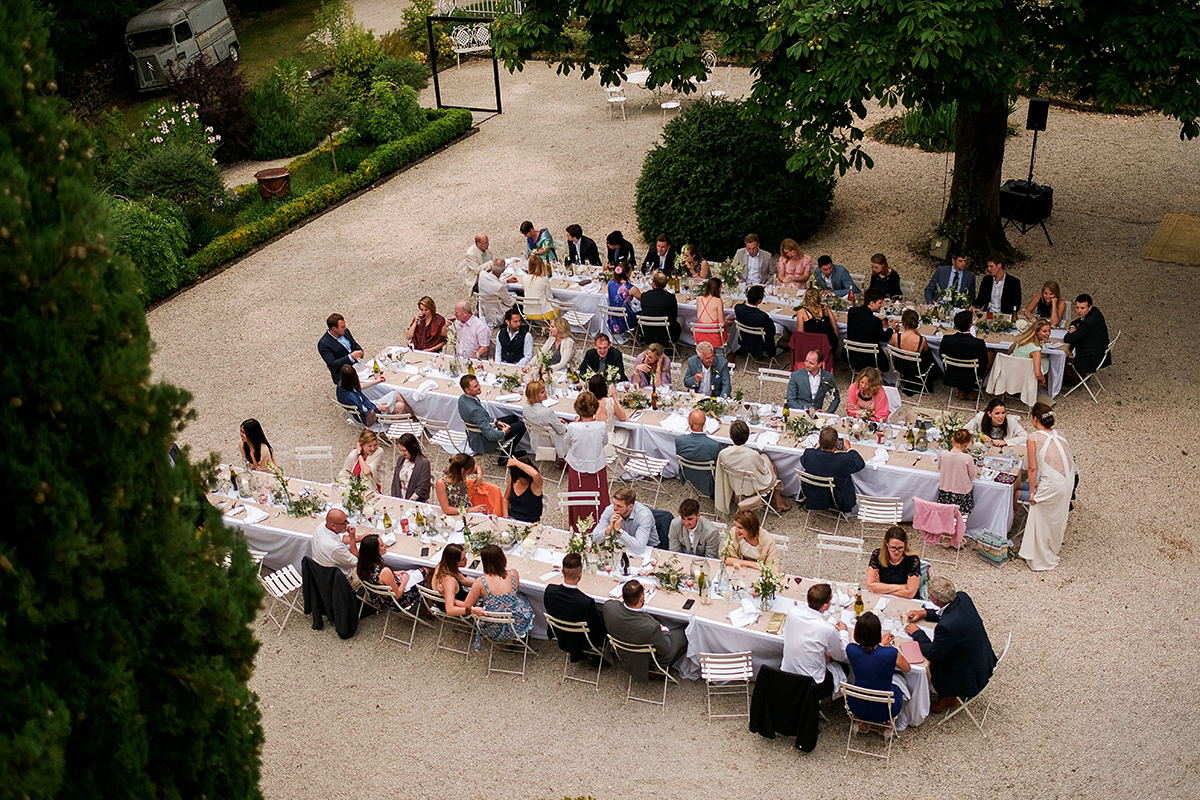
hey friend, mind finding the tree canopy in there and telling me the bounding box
[494,0,1200,257]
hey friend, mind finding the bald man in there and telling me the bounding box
[459,233,505,292]
[311,508,362,580]
[674,408,725,497]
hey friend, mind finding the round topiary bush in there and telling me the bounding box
[352,78,425,144]
[372,56,431,92]
[126,146,225,207]
[108,198,189,302]
[635,99,836,260]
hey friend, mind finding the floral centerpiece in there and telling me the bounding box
[620,390,651,410]
[695,397,730,418]
[580,363,622,386]
[936,286,972,317]
[499,372,521,393]
[445,323,461,375]
[935,411,969,448]
[503,524,532,548]
[975,315,1016,335]
[339,473,367,517]
[653,557,687,593]
[751,560,784,611]
[288,490,325,518]
[269,465,293,509]
[783,412,818,442]
[826,294,847,312]
[566,514,595,557]
[716,258,741,291]
[534,346,553,381]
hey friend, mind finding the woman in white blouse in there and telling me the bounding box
[563,391,609,532]
[520,254,558,321]
[522,380,567,457]
[539,316,575,370]
[965,398,1028,448]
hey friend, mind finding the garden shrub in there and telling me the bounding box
[313,0,384,101]
[126,146,225,207]
[108,197,190,302]
[635,99,835,259]
[372,56,431,92]
[166,57,254,162]
[352,78,425,144]
[248,71,319,159]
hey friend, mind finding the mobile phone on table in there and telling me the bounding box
[469,559,480,570]
[420,547,429,557]
[682,599,695,610]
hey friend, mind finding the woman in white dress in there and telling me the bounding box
[588,372,629,459]
[1018,403,1076,570]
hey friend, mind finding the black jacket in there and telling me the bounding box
[301,556,360,639]
[1063,307,1111,376]
[734,303,779,358]
[845,304,894,371]
[940,331,990,389]
[749,665,821,752]
[641,246,677,276]
[912,592,997,699]
[639,287,681,347]
[569,236,601,266]
[580,347,627,382]
[318,329,361,383]
[544,584,607,657]
[973,274,1023,315]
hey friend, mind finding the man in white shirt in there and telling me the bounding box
[734,234,776,285]
[494,308,533,366]
[781,582,850,700]
[459,233,505,293]
[592,487,660,557]
[311,508,362,583]
[453,300,492,360]
[476,262,518,328]
[667,498,723,557]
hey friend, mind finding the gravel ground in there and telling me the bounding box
[149,44,1200,800]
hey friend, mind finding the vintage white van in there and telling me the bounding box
[126,0,239,91]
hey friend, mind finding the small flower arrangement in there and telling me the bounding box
[288,490,325,518]
[653,557,687,593]
[936,286,971,314]
[716,258,741,291]
[935,411,969,448]
[752,560,784,608]
[499,373,521,393]
[975,316,1016,335]
[338,473,368,516]
[784,412,817,442]
[695,397,730,418]
[621,390,651,410]
[826,295,847,312]
[269,465,292,509]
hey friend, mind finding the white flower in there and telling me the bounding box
[205,126,213,133]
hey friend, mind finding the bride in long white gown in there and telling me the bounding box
[1019,404,1077,570]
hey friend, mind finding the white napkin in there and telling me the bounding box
[381,531,397,547]
[401,568,424,586]
[867,447,890,470]
[872,596,890,614]
[704,417,720,434]
[224,506,268,525]
[802,433,820,449]
[660,413,690,433]
[727,598,761,628]
[530,548,564,566]
[751,430,780,448]
[494,393,521,403]
[412,379,439,401]
[539,569,561,582]
[478,372,500,387]
[541,397,558,407]
[399,364,420,375]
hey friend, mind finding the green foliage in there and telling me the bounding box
[313,0,383,100]
[167,57,255,162]
[126,146,225,207]
[390,0,456,69]
[248,69,320,159]
[353,78,425,144]
[635,99,834,259]
[301,89,354,173]
[1,1,265,797]
[108,198,190,301]
[372,56,431,92]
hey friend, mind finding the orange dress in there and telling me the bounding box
[694,295,727,348]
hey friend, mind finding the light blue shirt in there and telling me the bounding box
[593,501,658,556]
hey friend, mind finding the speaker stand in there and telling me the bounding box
[1001,129,1053,245]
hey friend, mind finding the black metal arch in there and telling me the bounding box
[427,15,502,114]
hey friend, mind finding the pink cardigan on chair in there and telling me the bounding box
[913,496,965,547]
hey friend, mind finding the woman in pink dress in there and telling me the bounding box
[776,238,813,286]
[694,277,728,348]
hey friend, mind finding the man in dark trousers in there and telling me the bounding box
[1063,293,1111,380]
[972,255,1022,315]
[565,224,601,265]
[905,576,997,713]
[602,580,687,671]
[734,284,783,359]
[639,270,681,350]
[544,553,606,661]
[799,427,866,513]
[845,288,896,372]
[940,309,992,398]
[318,312,364,383]
[579,332,628,382]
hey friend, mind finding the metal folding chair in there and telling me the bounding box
[613,444,670,506]
[260,565,303,636]
[359,580,432,650]
[941,354,986,412]
[1062,330,1119,403]
[416,584,476,661]
[475,609,538,680]
[941,631,1012,736]
[544,614,608,689]
[699,651,754,721]
[607,635,678,707]
[756,367,792,403]
[815,533,866,582]
[796,469,848,536]
[842,683,899,760]
[295,446,333,483]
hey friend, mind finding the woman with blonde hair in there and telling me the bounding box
[864,526,920,598]
[797,286,840,352]
[523,379,566,457]
[1009,318,1053,390]
[1024,280,1067,328]
[339,429,386,493]
[776,238,813,286]
[631,342,671,388]
[539,315,575,370]
[520,254,558,321]
[847,367,890,421]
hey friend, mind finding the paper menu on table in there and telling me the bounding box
[539,570,561,582]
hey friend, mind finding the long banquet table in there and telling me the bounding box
[214,474,933,730]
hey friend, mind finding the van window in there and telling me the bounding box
[174,21,193,42]
[128,28,173,51]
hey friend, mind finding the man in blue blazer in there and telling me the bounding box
[905,576,997,713]
[799,427,865,513]
[813,255,861,298]
[457,374,525,461]
[683,342,732,397]
[674,409,726,496]
[924,253,977,304]
[318,313,364,383]
[786,350,840,413]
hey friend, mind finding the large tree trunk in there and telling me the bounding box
[943,97,1011,261]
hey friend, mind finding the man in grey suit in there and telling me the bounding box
[668,498,723,558]
[786,350,840,413]
[924,253,977,304]
[457,374,526,462]
[602,580,688,677]
[674,409,725,496]
[683,342,732,397]
[734,233,775,285]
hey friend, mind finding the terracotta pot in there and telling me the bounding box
[254,167,291,200]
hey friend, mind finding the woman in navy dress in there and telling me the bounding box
[846,612,911,727]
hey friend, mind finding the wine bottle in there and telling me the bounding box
[854,590,864,618]
[906,427,916,450]
[382,510,392,530]
[782,401,790,423]
[651,383,658,410]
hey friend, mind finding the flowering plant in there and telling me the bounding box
[751,560,784,607]
[566,513,595,556]
[132,102,222,164]
[936,286,971,315]
[653,557,687,593]
[716,258,741,291]
[338,473,368,516]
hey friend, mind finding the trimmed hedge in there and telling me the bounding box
[176,107,472,295]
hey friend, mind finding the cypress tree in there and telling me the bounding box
[0,2,265,798]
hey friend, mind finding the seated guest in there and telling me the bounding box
[520,220,557,262]
[239,418,276,471]
[973,255,1022,315]
[495,307,534,367]
[693,277,729,349]
[458,233,505,293]
[674,409,725,497]
[605,230,636,266]
[678,243,709,279]
[356,533,420,611]
[799,427,866,513]
[776,238,813,286]
[564,391,610,531]
[715,420,792,514]
[683,341,732,398]
[846,367,890,422]
[846,612,910,727]
[565,224,601,266]
[796,286,840,354]
[734,233,775,285]
[845,289,896,372]
[924,252,975,304]
[607,262,642,337]
[938,429,977,517]
[589,372,629,459]
[1024,280,1067,328]
[592,487,660,557]
[435,453,487,515]
[318,312,364,383]
[631,343,671,388]
[894,309,941,395]
[1008,318,1053,391]
[1063,293,1111,380]
[463,544,535,647]
[904,576,997,713]
[519,254,558,322]
[430,543,473,615]
[336,364,404,428]
[966,398,1028,448]
[639,270,681,350]
[544,553,607,658]
[725,508,781,571]
[453,301,493,360]
[523,380,567,457]
[311,508,361,580]
[458,374,526,461]
[540,316,576,371]
[504,456,543,523]
[389,433,431,502]
[668,498,723,558]
[865,526,920,598]
[476,262,519,329]
[580,332,628,382]
[734,284,783,359]
[781,582,850,700]
[814,254,861,298]
[641,234,677,275]
[602,579,688,669]
[787,349,840,413]
[406,295,447,352]
[339,430,386,494]
[868,253,901,298]
[940,309,991,399]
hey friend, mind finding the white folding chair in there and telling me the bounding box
[359,581,431,650]
[475,610,538,680]
[845,340,889,373]
[660,97,681,118]
[898,278,917,299]
[598,304,633,347]
[552,299,595,335]
[676,455,717,502]
[756,367,792,403]
[295,445,333,483]
[607,635,678,707]
[637,315,673,351]
[986,353,1038,408]
[463,420,517,477]
[734,320,782,369]
[842,683,899,760]
[699,650,753,722]
[771,532,790,553]
[248,548,268,576]
[887,345,934,405]
[796,469,848,536]
[525,419,566,488]
[1063,330,1119,403]
[544,614,608,689]
[418,415,470,456]
[332,398,367,431]
[558,491,601,531]
[941,631,1012,736]
[815,533,865,582]
[605,85,627,120]
[416,584,476,661]
[723,463,784,524]
[260,565,303,636]
[848,272,868,292]
[614,444,670,506]
[856,495,903,539]
[941,354,986,412]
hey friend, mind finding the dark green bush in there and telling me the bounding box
[635,99,836,259]
[126,146,225,207]
[372,56,431,92]
[108,198,190,302]
[352,78,425,144]
[248,72,319,159]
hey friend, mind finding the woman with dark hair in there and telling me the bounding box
[336,364,405,427]
[463,544,535,647]
[504,456,544,523]
[606,261,642,336]
[865,526,920,598]
[239,418,276,471]
[845,612,910,729]
[563,391,609,531]
[694,277,728,349]
[868,253,902,299]
[589,371,629,458]
[966,398,1028,448]
[356,534,421,611]
[1018,403,1077,571]
[725,509,780,571]
[894,308,940,395]
[430,543,472,614]
[435,453,486,515]
[680,243,710,279]
[937,429,977,517]
[390,433,431,501]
